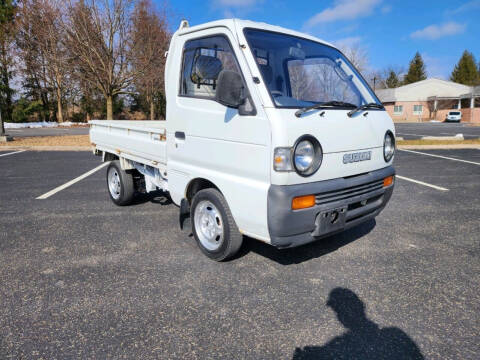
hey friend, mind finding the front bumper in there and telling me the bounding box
[268,166,395,248]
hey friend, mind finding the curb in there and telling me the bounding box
[421,134,464,141]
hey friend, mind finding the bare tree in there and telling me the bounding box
[131,0,169,120]
[17,0,69,122]
[339,42,369,75]
[65,0,142,120]
[289,62,314,101]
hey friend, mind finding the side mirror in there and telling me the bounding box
[215,70,246,109]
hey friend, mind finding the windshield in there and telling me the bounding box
[243,29,381,108]
[449,112,460,115]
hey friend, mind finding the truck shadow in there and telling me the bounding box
[130,191,173,206]
[238,220,376,265]
[292,287,424,359]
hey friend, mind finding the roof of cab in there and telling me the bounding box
[175,18,335,49]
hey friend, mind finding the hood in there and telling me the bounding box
[266,107,395,185]
[269,108,393,153]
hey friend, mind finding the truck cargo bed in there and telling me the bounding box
[89,120,167,167]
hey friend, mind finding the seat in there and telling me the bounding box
[259,64,273,85]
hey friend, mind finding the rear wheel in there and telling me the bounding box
[191,188,243,261]
[106,160,135,206]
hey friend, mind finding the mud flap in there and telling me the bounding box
[179,198,190,230]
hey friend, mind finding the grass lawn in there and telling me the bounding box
[0,135,90,147]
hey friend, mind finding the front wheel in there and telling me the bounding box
[106,160,135,206]
[191,188,243,261]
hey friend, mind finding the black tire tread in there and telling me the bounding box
[106,160,135,206]
[191,188,243,261]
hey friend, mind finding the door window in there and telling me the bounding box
[180,36,242,100]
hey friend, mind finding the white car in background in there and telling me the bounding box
[445,111,462,122]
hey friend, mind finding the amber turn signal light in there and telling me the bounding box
[292,195,316,210]
[383,176,394,187]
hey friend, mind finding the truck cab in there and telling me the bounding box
[91,19,395,261]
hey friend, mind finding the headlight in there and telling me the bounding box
[293,135,322,176]
[294,140,314,172]
[384,131,395,162]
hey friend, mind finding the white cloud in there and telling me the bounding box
[448,0,480,14]
[334,36,362,49]
[305,0,382,28]
[410,22,466,40]
[381,5,392,14]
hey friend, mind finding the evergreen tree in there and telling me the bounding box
[450,50,479,85]
[404,52,427,85]
[385,70,400,88]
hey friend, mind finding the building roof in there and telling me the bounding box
[376,78,472,103]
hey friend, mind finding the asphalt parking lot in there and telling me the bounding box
[395,122,480,139]
[0,149,479,359]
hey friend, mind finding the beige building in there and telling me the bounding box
[376,79,480,123]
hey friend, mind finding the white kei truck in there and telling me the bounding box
[90,19,396,261]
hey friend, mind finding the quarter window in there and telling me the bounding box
[394,105,403,114]
[413,105,423,115]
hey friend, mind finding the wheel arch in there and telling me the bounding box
[103,151,119,162]
[185,177,221,204]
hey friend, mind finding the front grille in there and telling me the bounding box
[315,179,384,206]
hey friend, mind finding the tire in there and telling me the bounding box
[106,160,135,206]
[191,188,243,261]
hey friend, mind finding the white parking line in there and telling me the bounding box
[396,175,449,191]
[0,150,25,157]
[399,149,480,166]
[36,162,109,199]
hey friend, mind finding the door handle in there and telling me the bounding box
[175,131,185,140]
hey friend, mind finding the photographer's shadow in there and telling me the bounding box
[293,288,424,360]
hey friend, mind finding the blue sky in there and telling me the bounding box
[159,0,480,79]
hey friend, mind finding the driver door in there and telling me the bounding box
[167,28,271,239]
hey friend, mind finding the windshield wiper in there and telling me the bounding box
[295,101,357,118]
[347,102,384,117]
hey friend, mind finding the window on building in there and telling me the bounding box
[394,105,403,115]
[413,105,423,115]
